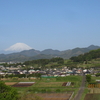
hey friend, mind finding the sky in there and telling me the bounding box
[0,0,100,51]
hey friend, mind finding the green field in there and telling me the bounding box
[3,75,82,99]
[83,76,100,100]
[84,93,100,100]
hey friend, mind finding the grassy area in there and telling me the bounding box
[91,76,100,81]
[32,82,63,88]
[83,75,100,100]
[84,93,100,100]
[81,88,89,100]
[89,88,100,93]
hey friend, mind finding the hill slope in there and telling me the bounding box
[0,45,100,62]
[70,48,100,62]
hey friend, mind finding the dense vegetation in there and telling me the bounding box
[0,81,18,100]
[86,75,91,83]
[24,57,64,65]
[70,49,100,63]
[23,57,65,69]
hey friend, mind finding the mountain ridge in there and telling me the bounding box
[0,45,100,62]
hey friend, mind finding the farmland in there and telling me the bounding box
[3,75,82,100]
[19,93,73,100]
[84,76,100,100]
[84,93,100,100]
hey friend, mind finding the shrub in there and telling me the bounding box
[41,89,46,93]
[55,89,61,93]
[32,89,39,93]
[0,81,18,100]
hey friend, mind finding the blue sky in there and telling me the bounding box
[0,0,100,51]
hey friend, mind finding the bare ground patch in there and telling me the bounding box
[5,82,17,86]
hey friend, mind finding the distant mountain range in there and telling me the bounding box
[0,45,100,62]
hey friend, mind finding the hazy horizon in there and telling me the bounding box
[0,43,99,54]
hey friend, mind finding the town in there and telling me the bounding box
[0,61,95,78]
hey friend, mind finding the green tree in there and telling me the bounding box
[86,75,91,83]
[0,81,18,100]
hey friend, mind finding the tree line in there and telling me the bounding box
[24,57,64,67]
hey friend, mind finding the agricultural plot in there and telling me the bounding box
[5,82,17,86]
[84,93,100,100]
[4,76,81,100]
[84,85,100,100]
[89,88,100,93]
[32,82,63,88]
[36,93,72,100]
[62,82,71,86]
[12,82,35,87]
[21,93,73,100]
[88,84,100,88]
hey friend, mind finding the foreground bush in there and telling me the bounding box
[0,81,18,100]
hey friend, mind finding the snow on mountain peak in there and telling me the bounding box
[5,43,33,52]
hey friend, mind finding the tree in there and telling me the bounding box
[0,81,18,100]
[95,73,100,77]
[86,75,91,83]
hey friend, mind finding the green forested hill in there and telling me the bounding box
[70,49,100,62]
[0,45,100,62]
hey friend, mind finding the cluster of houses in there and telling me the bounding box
[0,63,95,78]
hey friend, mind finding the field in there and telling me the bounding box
[5,82,17,85]
[3,76,82,100]
[18,92,74,100]
[84,93,100,100]
[89,88,100,93]
[84,76,100,100]
[37,93,72,100]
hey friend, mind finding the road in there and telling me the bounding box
[73,75,86,100]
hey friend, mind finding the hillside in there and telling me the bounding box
[0,45,100,62]
[70,48,100,62]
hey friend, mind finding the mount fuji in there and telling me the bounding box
[4,43,33,53]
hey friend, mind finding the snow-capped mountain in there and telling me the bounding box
[5,43,33,52]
